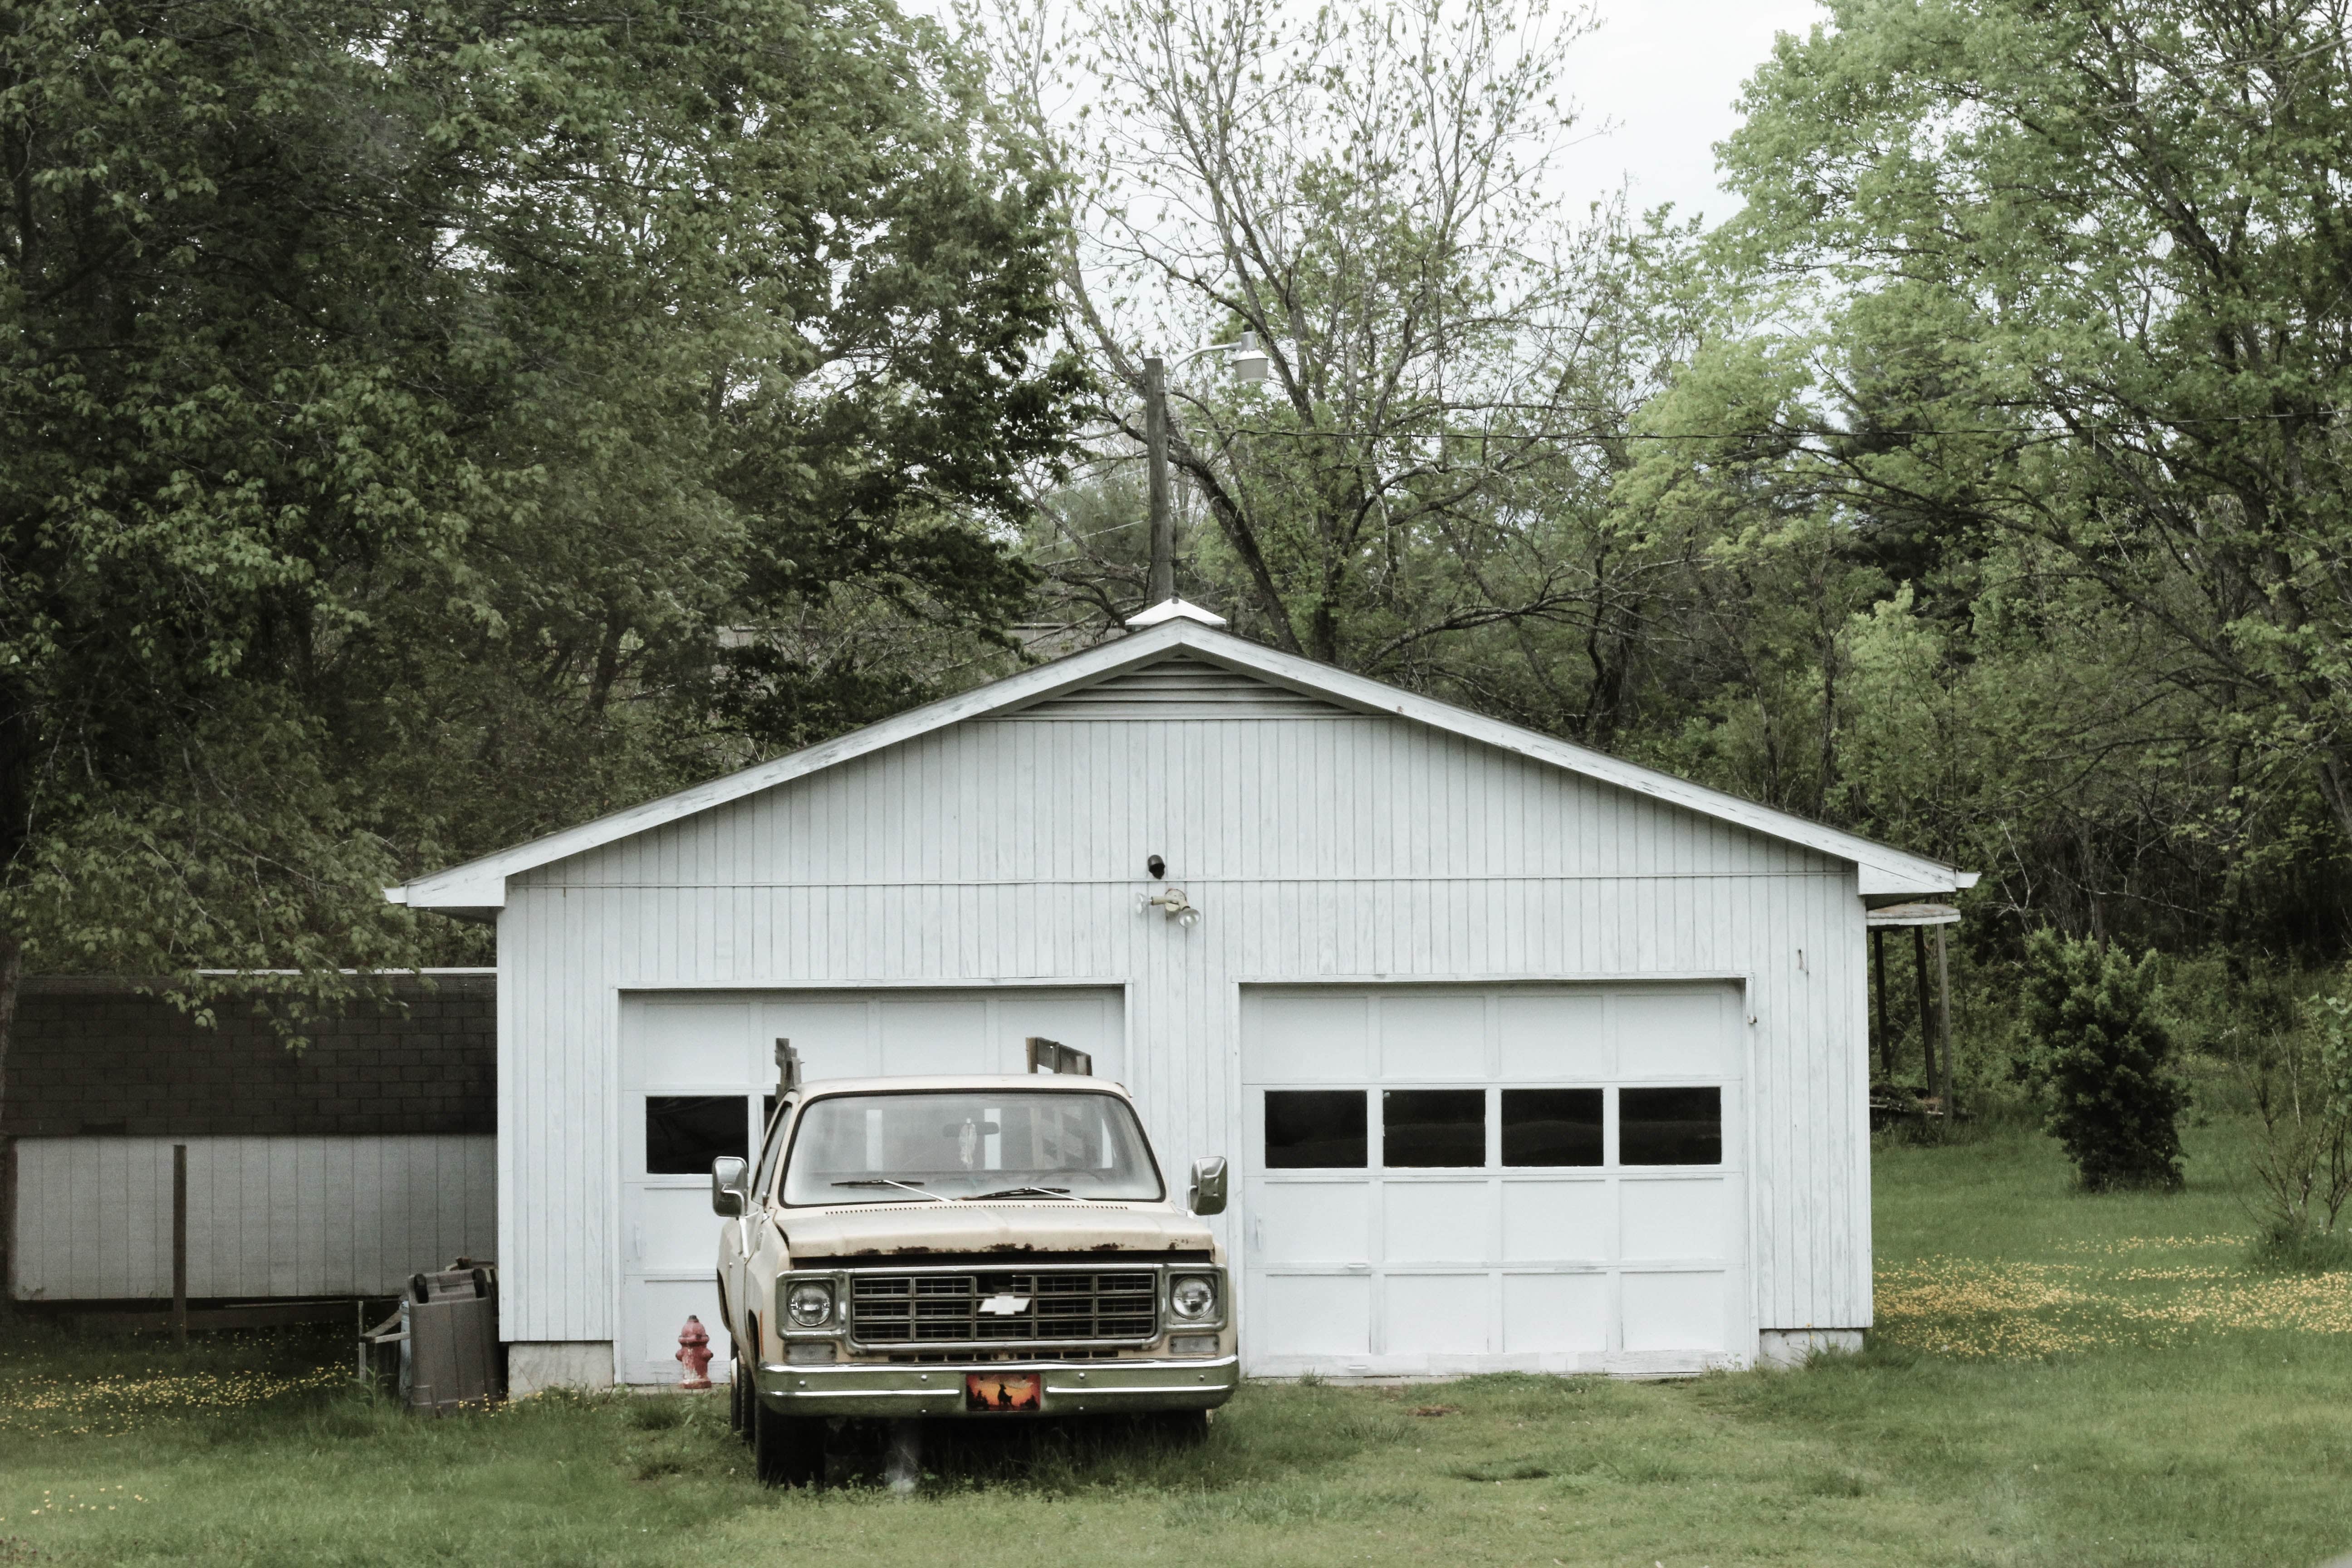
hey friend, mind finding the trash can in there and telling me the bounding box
[361,1259,500,1412]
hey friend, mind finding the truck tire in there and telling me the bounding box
[751,1388,825,1487]
[728,1348,747,1437]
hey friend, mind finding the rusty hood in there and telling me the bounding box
[780,1200,1215,1262]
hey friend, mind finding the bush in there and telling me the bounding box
[2239,987,2352,1255]
[2017,931,2188,1191]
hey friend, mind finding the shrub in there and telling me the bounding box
[2017,931,2187,1191]
[2240,988,2352,1257]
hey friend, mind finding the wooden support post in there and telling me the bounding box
[1934,924,1955,1122]
[171,1143,188,1350]
[1144,356,1173,602]
[1871,927,1890,1078]
[1911,926,1937,1093]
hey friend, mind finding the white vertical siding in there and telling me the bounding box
[12,1135,497,1301]
[497,708,1872,1348]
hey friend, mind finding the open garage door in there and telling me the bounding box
[616,987,1123,1386]
[1240,984,1747,1377]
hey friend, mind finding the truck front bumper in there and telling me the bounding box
[754,1354,1238,1418]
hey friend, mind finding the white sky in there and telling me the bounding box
[1549,0,1827,226]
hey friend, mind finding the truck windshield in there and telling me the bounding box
[781,1091,1165,1205]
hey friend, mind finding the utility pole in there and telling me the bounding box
[1143,355,1173,602]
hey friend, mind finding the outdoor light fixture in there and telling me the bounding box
[1139,887,1200,929]
[1226,330,1270,383]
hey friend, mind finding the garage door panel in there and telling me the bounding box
[1498,994,1611,1079]
[1614,991,1730,1078]
[1622,1270,1726,1352]
[760,1000,874,1080]
[1620,1180,1726,1261]
[636,1186,726,1272]
[1385,1274,1490,1356]
[1251,994,1370,1081]
[1253,1181,1371,1264]
[1382,1181,1490,1263]
[1502,1273,1609,1354]
[878,998,992,1075]
[620,986,1122,1385]
[1256,1274,1372,1356]
[1500,1181,1612,1262]
[1378,994,1487,1079]
[627,1002,755,1083]
[1242,983,1747,1376]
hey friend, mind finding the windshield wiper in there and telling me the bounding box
[830,1179,951,1204]
[965,1186,1073,1201]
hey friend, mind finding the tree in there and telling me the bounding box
[2019,931,2188,1191]
[998,0,1719,743]
[0,0,1081,1281]
[1718,0,2352,934]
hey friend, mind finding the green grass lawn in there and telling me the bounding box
[3,1117,2348,1567]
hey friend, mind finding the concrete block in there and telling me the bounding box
[509,1342,614,1396]
[1758,1328,1863,1367]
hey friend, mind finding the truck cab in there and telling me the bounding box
[711,1067,1235,1485]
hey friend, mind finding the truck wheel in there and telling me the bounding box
[728,1348,747,1437]
[751,1389,825,1488]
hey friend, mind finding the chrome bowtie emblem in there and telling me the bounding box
[977,1293,1032,1316]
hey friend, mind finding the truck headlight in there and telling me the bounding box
[785,1281,835,1328]
[1170,1274,1217,1320]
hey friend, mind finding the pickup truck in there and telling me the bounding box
[711,1064,1235,1486]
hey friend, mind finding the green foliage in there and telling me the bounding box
[0,0,1081,1009]
[2236,985,2352,1252]
[2018,932,2189,1191]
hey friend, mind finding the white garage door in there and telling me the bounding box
[616,987,1124,1385]
[1240,984,1746,1378]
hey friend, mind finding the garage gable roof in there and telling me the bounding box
[388,617,1973,912]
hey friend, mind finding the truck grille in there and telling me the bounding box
[848,1270,1159,1345]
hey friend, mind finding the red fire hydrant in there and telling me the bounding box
[676,1316,713,1390]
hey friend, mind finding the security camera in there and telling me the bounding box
[1147,854,1166,879]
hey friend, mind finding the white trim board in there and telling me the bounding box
[389,620,1974,911]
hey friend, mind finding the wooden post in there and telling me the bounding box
[1144,356,1174,602]
[171,1143,188,1350]
[1911,926,1937,1093]
[1934,924,1955,1122]
[1871,927,1889,1078]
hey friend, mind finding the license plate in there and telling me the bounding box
[964,1372,1043,1413]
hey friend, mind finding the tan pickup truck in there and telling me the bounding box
[711,1053,1235,1487]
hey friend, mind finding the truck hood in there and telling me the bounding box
[780,1201,1214,1261]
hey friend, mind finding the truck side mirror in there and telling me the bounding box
[1188,1156,1228,1216]
[711,1155,750,1217]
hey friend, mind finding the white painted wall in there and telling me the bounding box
[492,659,1871,1363]
[12,1135,496,1300]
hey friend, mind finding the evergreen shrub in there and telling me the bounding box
[2016,931,2188,1191]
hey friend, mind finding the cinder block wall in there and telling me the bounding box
[2,975,495,1138]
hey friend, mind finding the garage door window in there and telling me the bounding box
[1264,1090,1367,1168]
[1618,1086,1722,1166]
[1501,1088,1603,1166]
[1382,1089,1485,1167]
[645,1095,750,1175]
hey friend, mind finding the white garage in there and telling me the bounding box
[388,602,1971,1390]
